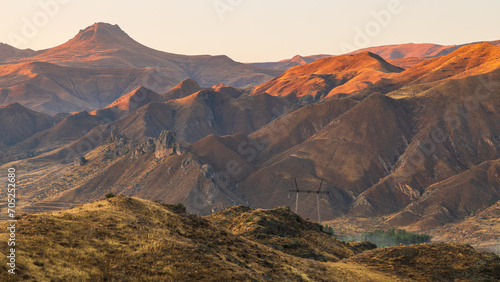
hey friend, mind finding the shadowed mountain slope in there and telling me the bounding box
[79,89,290,145]
[236,93,414,219]
[0,111,112,164]
[0,102,56,147]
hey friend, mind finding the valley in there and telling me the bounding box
[0,20,499,280]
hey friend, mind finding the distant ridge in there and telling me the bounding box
[0,23,283,113]
[0,43,37,62]
[14,22,280,88]
[250,40,500,71]
[249,54,332,71]
[348,40,500,60]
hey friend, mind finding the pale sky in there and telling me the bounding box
[1,0,499,62]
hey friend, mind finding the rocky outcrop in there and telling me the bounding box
[133,138,155,158]
[201,164,216,179]
[154,130,184,159]
[74,156,87,166]
[107,128,127,144]
[105,129,184,160]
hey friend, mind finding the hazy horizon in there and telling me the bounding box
[1,0,499,62]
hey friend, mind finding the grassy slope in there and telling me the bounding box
[0,196,497,281]
[0,196,403,281]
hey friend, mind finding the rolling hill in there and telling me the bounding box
[0,196,498,281]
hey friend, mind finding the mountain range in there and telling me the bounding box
[0,22,499,257]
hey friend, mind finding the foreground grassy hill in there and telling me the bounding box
[207,205,357,262]
[0,196,498,281]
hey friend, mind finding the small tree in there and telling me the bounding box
[105,192,115,199]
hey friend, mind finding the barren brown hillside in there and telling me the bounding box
[0,111,112,164]
[162,78,203,101]
[0,103,56,147]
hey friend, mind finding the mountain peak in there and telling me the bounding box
[73,22,133,45]
[163,78,203,101]
[304,51,403,74]
[30,22,148,63]
[105,86,160,111]
[172,78,201,91]
[289,55,307,64]
[1,102,24,110]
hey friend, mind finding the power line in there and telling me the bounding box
[289,178,330,224]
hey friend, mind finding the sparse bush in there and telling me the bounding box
[105,193,115,199]
[172,202,186,213]
[322,224,334,235]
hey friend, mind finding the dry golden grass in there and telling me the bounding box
[0,196,497,281]
[0,196,399,281]
[207,205,355,262]
[347,243,500,281]
[429,201,500,254]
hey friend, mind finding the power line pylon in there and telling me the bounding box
[289,178,329,224]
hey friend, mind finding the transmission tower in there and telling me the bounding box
[289,178,329,224]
